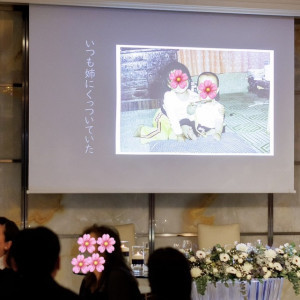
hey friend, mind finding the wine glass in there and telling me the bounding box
[182,239,193,258]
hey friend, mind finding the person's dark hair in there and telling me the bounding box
[148,247,192,300]
[81,224,134,290]
[10,226,60,275]
[151,61,192,106]
[161,61,192,92]
[0,217,19,243]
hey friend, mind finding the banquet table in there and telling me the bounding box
[191,278,284,300]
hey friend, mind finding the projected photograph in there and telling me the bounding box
[116,45,274,155]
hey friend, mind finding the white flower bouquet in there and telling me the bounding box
[188,241,300,296]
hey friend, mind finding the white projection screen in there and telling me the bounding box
[29,4,294,193]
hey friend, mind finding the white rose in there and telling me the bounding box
[240,252,248,259]
[297,271,300,278]
[205,258,212,264]
[196,250,206,259]
[190,267,202,278]
[247,275,252,280]
[268,262,274,268]
[292,256,300,267]
[220,253,230,262]
[275,248,284,254]
[263,267,268,272]
[284,243,289,247]
[274,262,283,271]
[284,254,288,258]
[233,255,238,260]
[264,271,272,279]
[226,267,237,274]
[213,267,218,273]
[264,249,276,260]
[238,258,243,264]
[236,243,248,252]
[242,262,253,273]
[217,248,222,252]
[236,271,242,278]
[189,256,196,262]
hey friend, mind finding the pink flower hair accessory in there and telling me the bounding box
[198,79,217,99]
[71,233,116,274]
[169,69,188,90]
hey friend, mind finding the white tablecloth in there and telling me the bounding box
[191,278,284,300]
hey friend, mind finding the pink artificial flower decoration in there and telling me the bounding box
[97,234,116,253]
[198,80,217,99]
[169,69,188,90]
[78,234,96,253]
[87,253,106,272]
[71,254,89,274]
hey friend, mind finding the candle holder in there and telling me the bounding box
[142,242,149,276]
[131,245,144,276]
[121,241,130,265]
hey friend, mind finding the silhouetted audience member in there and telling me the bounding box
[0,216,20,297]
[9,226,80,300]
[0,216,19,269]
[148,247,192,300]
[79,224,142,300]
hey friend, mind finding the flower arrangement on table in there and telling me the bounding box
[71,233,115,274]
[189,241,300,296]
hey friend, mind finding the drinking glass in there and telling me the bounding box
[182,239,193,258]
[131,245,144,276]
[121,241,130,265]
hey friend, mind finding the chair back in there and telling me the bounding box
[114,223,136,260]
[197,223,240,250]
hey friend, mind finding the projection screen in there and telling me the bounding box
[28,5,294,193]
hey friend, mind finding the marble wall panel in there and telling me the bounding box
[0,163,21,226]
[0,10,23,84]
[27,193,149,235]
[239,235,268,246]
[274,166,300,232]
[155,193,268,234]
[0,87,22,159]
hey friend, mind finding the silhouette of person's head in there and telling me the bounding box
[148,247,192,300]
[10,226,60,276]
